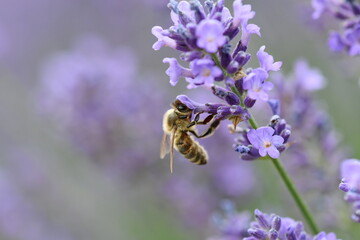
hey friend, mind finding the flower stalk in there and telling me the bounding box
[231,81,321,235]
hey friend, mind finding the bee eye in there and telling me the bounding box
[177,104,187,111]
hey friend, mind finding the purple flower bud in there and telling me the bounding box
[163,58,194,86]
[254,209,270,228]
[280,129,291,144]
[180,51,203,61]
[196,19,226,53]
[170,1,194,25]
[190,1,206,23]
[244,96,256,108]
[224,22,241,40]
[220,47,232,68]
[248,228,267,239]
[209,0,224,20]
[234,145,251,154]
[211,85,240,105]
[233,40,247,57]
[286,229,297,240]
[271,216,281,231]
[234,51,251,67]
[178,10,193,26]
[339,178,350,192]
[235,78,244,94]
[267,99,280,115]
[196,103,224,115]
[269,229,278,240]
[227,61,240,74]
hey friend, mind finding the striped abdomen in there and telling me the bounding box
[175,132,208,165]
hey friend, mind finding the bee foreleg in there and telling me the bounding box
[187,114,214,128]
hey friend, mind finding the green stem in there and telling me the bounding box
[271,158,320,234]
[210,52,320,234]
[247,113,320,235]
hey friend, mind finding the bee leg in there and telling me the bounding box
[192,119,221,139]
[187,114,214,128]
[187,113,201,128]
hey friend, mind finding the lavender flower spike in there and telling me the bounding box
[257,46,282,72]
[247,127,284,159]
[196,19,227,53]
[163,58,194,86]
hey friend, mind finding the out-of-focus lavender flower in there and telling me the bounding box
[311,0,360,56]
[0,169,74,240]
[209,200,251,240]
[339,159,360,223]
[40,36,165,180]
[0,25,9,60]
[209,208,339,240]
[293,60,326,91]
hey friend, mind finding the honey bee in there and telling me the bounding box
[160,99,220,172]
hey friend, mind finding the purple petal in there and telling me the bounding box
[247,129,262,148]
[262,81,273,91]
[258,147,267,157]
[257,126,274,140]
[257,46,282,72]
[272,135,284,147]
[267,145,280,159]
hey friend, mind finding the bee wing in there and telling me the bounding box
[169,128,176,173]
[160,133,171,159]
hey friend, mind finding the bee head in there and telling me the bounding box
[172,100,192,118]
